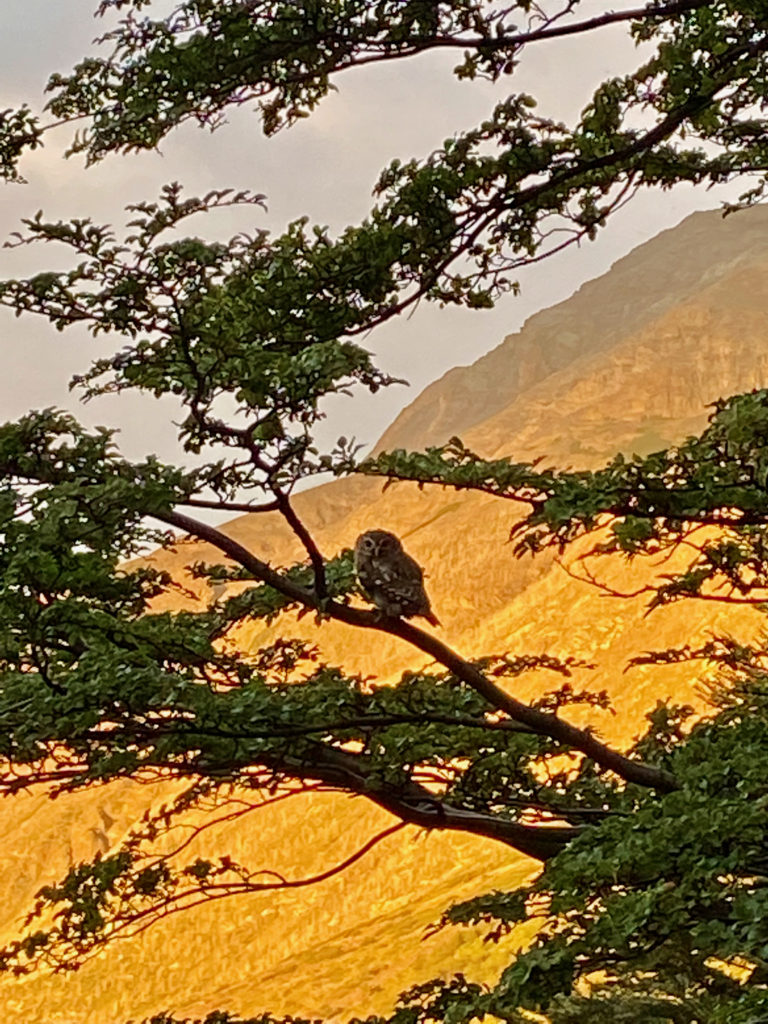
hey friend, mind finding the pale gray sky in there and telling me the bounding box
[0,1,750,465]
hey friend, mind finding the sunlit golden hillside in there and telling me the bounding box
[1,206,768,1022]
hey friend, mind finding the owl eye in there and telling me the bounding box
[362,537,375,551]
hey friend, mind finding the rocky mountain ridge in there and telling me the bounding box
[376,204,768,453]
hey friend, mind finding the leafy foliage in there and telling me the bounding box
[386,680,768,1024]
[3,1,768,1022]
[9,0,768,323]
[0,656,604,974]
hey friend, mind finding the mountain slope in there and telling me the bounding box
[376,204,768,452]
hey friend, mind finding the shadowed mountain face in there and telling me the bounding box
[2,205,768,1022]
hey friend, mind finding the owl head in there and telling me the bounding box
[354,529,402,559]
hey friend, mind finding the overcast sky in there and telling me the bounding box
[0,1,752,467]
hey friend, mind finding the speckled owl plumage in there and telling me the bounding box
[354,529,440,627]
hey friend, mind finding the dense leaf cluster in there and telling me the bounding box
[7,1,768,320]
[379,684,768,1024]
[0,654,605,974]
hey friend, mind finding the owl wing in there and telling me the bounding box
[385,553,440,625]
[358,558,406,599]
[354,554,380,597]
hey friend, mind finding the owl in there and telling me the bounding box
[354,529,440,626]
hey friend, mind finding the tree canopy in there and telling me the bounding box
[3,2,768,1022]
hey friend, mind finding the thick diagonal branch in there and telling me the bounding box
[252,742,579,862]
[154,508,677,794]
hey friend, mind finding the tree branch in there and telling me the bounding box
[250,742,580,862]
[153,507,678,794]
[155,711,534,741]
[43,820,411,967]
[181,496,281,514]
[170,0,712,102]
[274,493,328,600]
[329,0,713,62]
